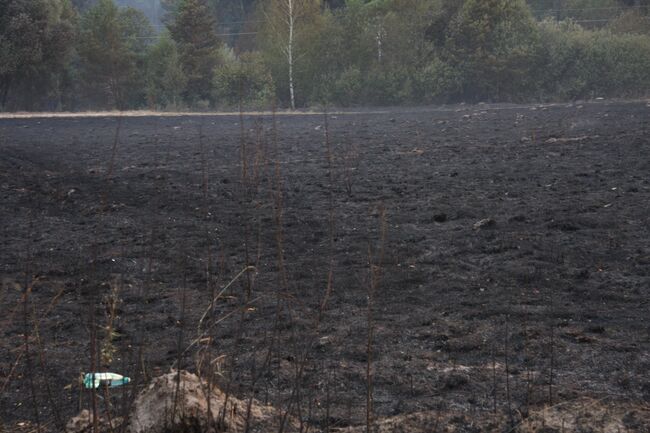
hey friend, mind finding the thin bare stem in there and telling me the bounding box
[505,315,513,426]
[366,204,386,433]
[22,220,41,433]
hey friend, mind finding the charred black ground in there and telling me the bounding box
[1,101,649,431]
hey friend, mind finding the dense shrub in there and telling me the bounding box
[0,0,76,110]
[442,0,541,102]
[212,50,275,109]
[414,57,464,104]
[537,20,650,100]
[145,33,187,110]
[327,67,364,106]
[77,0,153,109]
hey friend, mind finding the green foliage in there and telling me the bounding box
[265,0,650,106]
[257,0,323,107]
[0,0,77,110]
[307,0,439,106]
[414,56,463,103]
[426,0,465,47]
[443,0,541,101]
[168,0,221,106]
[537,19,650,99]
[77,0,153,108]
[362,66,412,105]
[212,50,275,108]
[528,0,625,20]
[317,66,364,106]
[3,0,650,110]
[145,32,187,109]
[560,0,620,21]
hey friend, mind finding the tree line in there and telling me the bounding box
[1,0,649,111]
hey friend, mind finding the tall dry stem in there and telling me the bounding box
[504,314,513,426]
[172,272,188,425]
[549,287,555,406]
[22,218,41,433]
[320,109,335,318]
[366,204,387,433]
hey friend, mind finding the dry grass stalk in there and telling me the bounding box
[367,204,387,433]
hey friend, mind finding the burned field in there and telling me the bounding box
[1,102,649,432]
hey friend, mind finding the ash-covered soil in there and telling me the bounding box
[1,101,649,432]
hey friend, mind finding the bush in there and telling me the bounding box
[443,0,541,102]
[415,57,463,104]
[322,66,364,107]
[212,50,275,109]
[362,66,414,106]
[145,33,187,109]
[592,31,650,97]
[537,20,650,100]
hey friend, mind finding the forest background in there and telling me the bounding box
[1,0,649,111]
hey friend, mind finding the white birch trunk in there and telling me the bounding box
[376,20,384,65]
[376,29,382,64]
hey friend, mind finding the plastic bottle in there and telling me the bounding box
[83,372,131,389]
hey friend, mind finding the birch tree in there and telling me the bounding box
[260,0,321,109]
